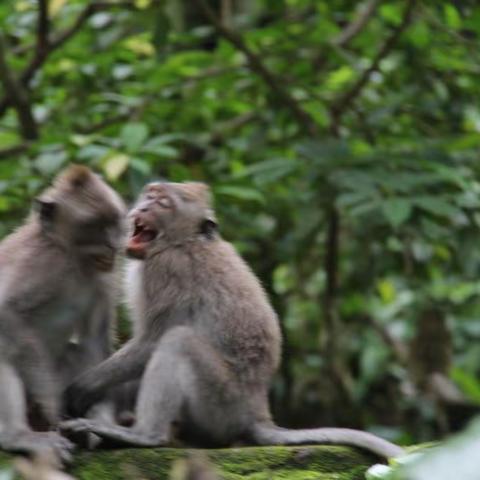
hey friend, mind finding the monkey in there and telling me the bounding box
[0,165,126,460]
[62,181,404,459]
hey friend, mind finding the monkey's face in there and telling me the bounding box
[127,182,216,260]
[35,166,127,271]
[70,210,125,271]
[126,183,172,259]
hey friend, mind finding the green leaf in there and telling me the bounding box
[130,157,152,175]
[141,137,178,158]
[382,198,412,227]
[236,158,297,184]
[379,4,403,26]
[450,368,480,404]
[415,196,460,218]
[377,279,396,303]
[144,144,177,157]
[215,185,264,203]
[121,123,149,153]
[397,418,480,480]
[77,144,110,160]
[102,152,130,181]
[34,149,67,175]
[444,4,461,29]
[48,0,66,16]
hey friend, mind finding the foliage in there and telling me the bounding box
[367,417,480,479]
[1,0,480,444]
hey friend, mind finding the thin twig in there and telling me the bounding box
[330,0,416,126]
[313,0,383,73]
[333,0,383,47]
[367,315,409,365]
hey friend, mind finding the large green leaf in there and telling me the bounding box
[382,198,412,228]
[121,123,150,153]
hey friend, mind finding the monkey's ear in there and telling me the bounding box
[61,164,91,188]
[199,218,217,239]
[33,198,57,223]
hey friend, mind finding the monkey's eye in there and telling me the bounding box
[157,196,172,208]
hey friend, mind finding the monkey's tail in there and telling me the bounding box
[250,423,404,459]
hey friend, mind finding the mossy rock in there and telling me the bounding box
[0,445,379,480]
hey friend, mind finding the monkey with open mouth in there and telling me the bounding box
[63,181,403,459]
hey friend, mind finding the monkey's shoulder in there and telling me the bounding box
[0,223,103,312]
[194,240,266,289]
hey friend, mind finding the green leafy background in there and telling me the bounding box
[1,0,480,446]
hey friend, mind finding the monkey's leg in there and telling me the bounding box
[1,310,60,425]
[0,361,73,461]
[62,326,234,447]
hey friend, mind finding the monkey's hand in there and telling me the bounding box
[64,377,104,418]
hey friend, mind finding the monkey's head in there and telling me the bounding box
[127,181,217,259]
[34,165,127,271]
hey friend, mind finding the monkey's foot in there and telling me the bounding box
[0,430,74,463]
[61,419,167,447]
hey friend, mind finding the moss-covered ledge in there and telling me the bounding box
[0,445,380,480]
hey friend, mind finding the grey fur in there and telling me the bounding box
[63,182,403,459]
[0,166,126,460]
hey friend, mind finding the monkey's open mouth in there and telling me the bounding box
[127,219,157,259]
[132,219,157,243]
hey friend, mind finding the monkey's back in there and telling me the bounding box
[136,237,282,384]
[0,221,105,357]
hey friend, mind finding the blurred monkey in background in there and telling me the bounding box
[0,165,126,460]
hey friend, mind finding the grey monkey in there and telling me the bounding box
[0,165,126,460]
[63,181,404,459]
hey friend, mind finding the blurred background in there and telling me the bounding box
[1,0,480,446]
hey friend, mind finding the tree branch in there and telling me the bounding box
[0,1,158,119]
[367,315,409,366]
[0,34,38,140]
[0,142,31,159]
[37,0,50,53]
[50,1,143,51]
[332,0,383,47]
[322,206,340,362]
[192,0,318,137]
[313,0,383,73]
[330,0,416,125]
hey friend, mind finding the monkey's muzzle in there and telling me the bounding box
[127,216,158,259]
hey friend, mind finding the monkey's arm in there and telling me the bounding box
[65,337,156,417]
[69,292,118,446]
[74,289,114,371]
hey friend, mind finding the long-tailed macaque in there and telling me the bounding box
[0,165,126,460]
[63,182,404,459]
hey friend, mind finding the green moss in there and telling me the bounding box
[70,445,377,480]
[0,452,12,468]
[0,445,379,480]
